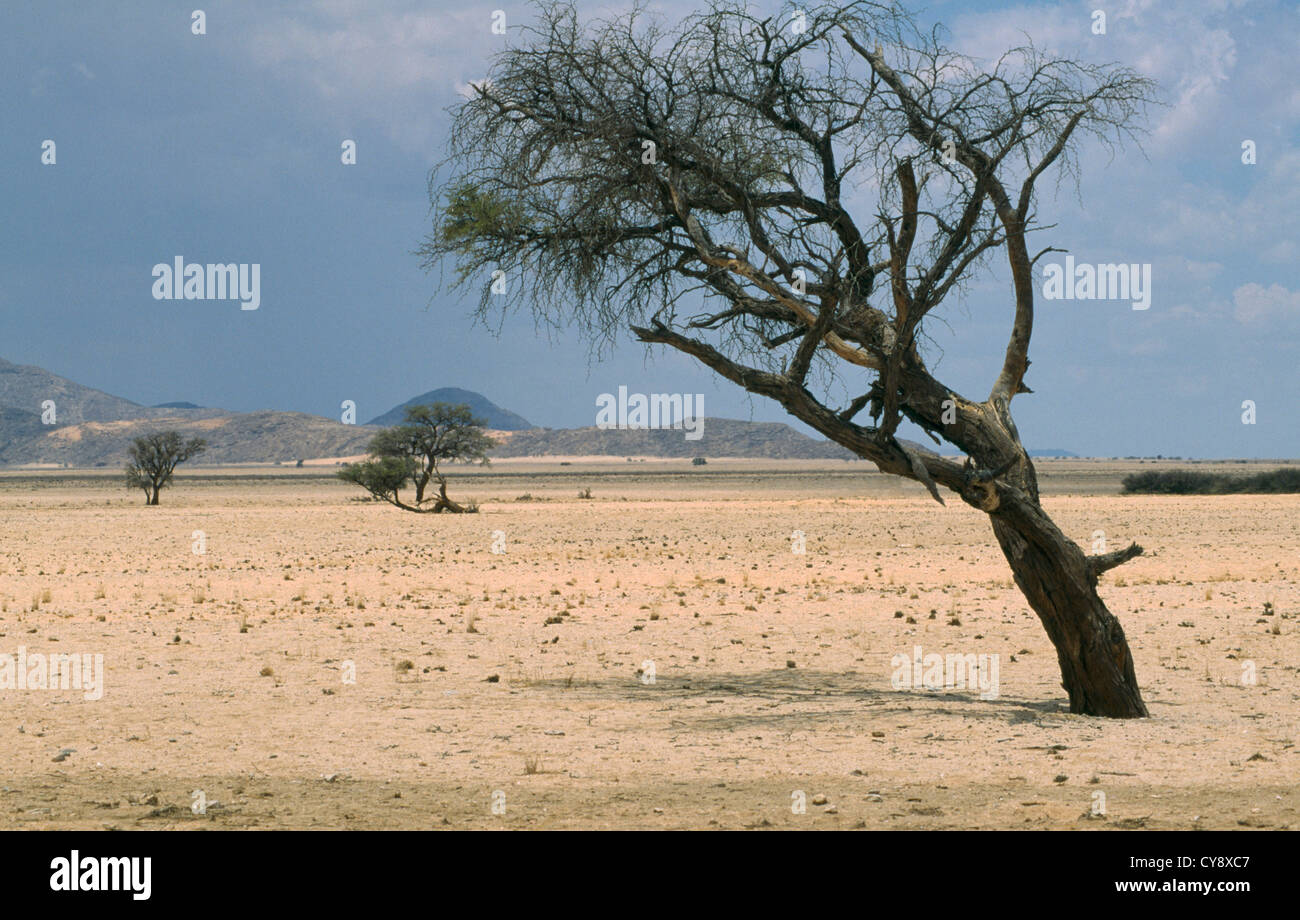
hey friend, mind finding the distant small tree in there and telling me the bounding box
[124,431,207,505]
[337,402,494,512]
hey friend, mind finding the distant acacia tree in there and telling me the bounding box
[338,402,494,513]
[124,431,207,505]
[422,2,1159,716]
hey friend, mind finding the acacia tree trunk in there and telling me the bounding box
[979,442,1147,717]
[990,515,1147,717]
[429,479,466,514]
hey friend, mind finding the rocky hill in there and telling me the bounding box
[490,418,857,460]
[0,358,377,466]
[0,356,224,426]
[368,387,533,430]
[1,412,378,467]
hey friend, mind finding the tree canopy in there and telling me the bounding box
[124,431,208,505]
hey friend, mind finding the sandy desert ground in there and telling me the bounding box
[0,458,1296,829]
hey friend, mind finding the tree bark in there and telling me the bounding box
[990,514,1147,717]
[429,479,467,514]
[964,441,1148,718]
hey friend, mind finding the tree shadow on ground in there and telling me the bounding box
[518,668,1066,729]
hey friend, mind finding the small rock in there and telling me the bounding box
[811,793,828,806]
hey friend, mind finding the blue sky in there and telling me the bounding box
[2,0,1297,456]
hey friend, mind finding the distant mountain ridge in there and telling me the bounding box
[367,387,533,430]
[0,357,373,466]
[0,356,224,426]
[7,412,377,467]
[492,419,858,460]
[0,356,1077,466]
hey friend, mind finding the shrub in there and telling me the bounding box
[1121,468,1300,494]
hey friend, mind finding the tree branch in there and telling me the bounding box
[1088,542,1145,577]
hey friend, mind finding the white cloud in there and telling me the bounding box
[231,1,695,151]
[1260,239,1298,264]
[234,3,500,151]
[1233,282,1300,325]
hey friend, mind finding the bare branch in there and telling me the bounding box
[1089,542,1145,577]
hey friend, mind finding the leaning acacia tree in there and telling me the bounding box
[338,403,493,513]
[422,1,1158,716]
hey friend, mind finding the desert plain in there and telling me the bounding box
[0,458,1296,829]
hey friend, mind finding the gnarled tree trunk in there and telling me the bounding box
[989,513,1147,718]
[951,422,1147,717]
[428,479,467,514]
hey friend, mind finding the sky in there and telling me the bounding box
[1,0,1297,457]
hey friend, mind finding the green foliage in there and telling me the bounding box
[337,456,416,503]
[395,402,496,466]
[438,184,530,266]
[1121,468,1300,495]
[368,425,424,460]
